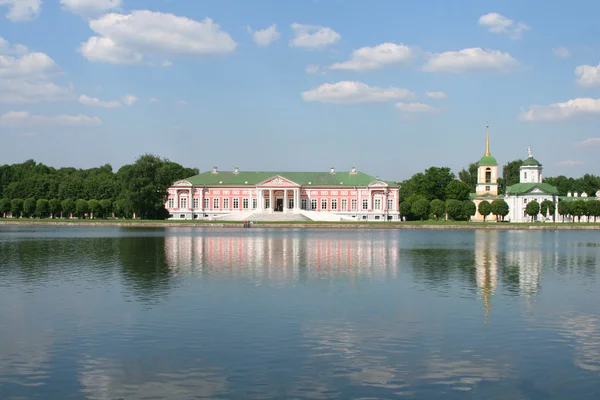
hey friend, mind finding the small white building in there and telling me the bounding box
[504,148,559,222]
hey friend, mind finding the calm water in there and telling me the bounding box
[0,227,599,399]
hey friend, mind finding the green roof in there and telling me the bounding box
[522,157,542,166]
[505,182,558,195]
[478,155,497,165]
[178,170,398,187]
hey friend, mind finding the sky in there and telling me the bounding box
[0,0,599,181]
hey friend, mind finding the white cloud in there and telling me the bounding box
[478,12,530,39]
[395,102,438,113]
[121,94,137,106]
[301,81,414,104]
[60,0,121,17]
[305,64,321,74]
[519,98,600,122]
[575,64,600,87]
[148,97,159,103]
[0,38,74,103]
[576,138,600,147]
[80,10,236,65]
[0,111,102,127]
[330,42,413,71]
[290,23,340,49]
[177,100,187,105]
[247,24,280,47]
[426,91,446,99]
[422,48,518,73]
[553,47,571,58]
[0,0,41,22]
[557,160,584,166]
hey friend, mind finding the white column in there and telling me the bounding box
[270,189,273,212]
[295,189,300,212]
[199,189,204,213]
[284,189,288,213]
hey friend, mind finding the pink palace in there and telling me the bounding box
[165,166,400,221]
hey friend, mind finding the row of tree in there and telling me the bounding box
[0,155,198,220]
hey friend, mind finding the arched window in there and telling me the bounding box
[524,172,527,180]
[485,168,492,183]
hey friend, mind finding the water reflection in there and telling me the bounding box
[475,231,499,323]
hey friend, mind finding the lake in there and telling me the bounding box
[0,226,599,399]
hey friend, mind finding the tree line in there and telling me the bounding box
[0,154,198,220]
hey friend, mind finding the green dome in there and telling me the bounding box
[478,155,497,165]
[522,157,542,166]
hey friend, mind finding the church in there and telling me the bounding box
[470,127,559,223]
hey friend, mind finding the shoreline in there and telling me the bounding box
[1,220,599,230]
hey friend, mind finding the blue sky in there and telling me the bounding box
[0,0,599,180]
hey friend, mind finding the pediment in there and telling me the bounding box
[258,175,300,187]
[173,180,192,186]
[368,180,389,188]
[530,188,542,193]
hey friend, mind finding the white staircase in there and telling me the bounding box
[246,212,312,222]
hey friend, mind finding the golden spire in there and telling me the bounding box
[484,124,491,157]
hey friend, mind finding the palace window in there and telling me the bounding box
[321,199,327,211]
[352,199,357,210]
[485,186,491,192]
[523,198,527,204]
[374,198,381,210]
[387,199,394,210]
[265,198,270,209]
[288,198,294,209]
[252,199,257,209]
[341,199,347,210]
[301,199,308,210]
[224,199,229,209]
[311,199,317,210]
[204,198,209,209]
[485,168,492,183]
[213,198,219,209]
[243,199,249,209]
[524,172,528,180]
[233,198,239,209]
[332,199,338,210]
[167,198,174,209]
[193,198,199,209]
[362,199,368,210]
[180,197,187,209]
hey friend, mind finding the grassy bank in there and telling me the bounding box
[1,219,599,230]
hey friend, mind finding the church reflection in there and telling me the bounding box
[164,231,400,281]
[474,231,499,323]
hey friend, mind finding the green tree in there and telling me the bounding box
[61,198,75,218]
[570,200,587,222]
[10,198,23,218]
[458,162,478,191]
[462,200,477,221]
[400,166,455,201]
[0,198,10,217]
[35,199,50,218]
[586,200,600,222]
[49,199,61,218]
[478,200,492,222]
[539,199,556,222]
[430,199,446,221]
[411,198,430,221]
[100,199,113,219]
[445,199,462,220]
[525,200,540,222]
[88,199,101,219]
[75,199,88,218]
[557,200,570,223]
[490,199,509,222]
[501,160,524,192]
[445,180,472,201]
[23,198,36,218]
[399,201,412,221]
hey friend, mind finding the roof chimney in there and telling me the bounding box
[212,166,218,174]
[330,167,335,174]
[233,166,239,174]
[350,166,357,174]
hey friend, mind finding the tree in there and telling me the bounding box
[458,162,478,191]
[570,200,587,222]
[540,199,555,222]
[445,199,462,220]
[61,198,75,218]
[113,198,132,219]
[23,198,36,218]
[491,199,509,222]
[445,180,472,201]
[88,199,101,219]
[502,160,524,192]
[49,199,61,218]
[0,198,10,218]
[557,200,570,223]
[400,166,455,201]
[462,200,477,221]
[411,198,430,221]
[10,198,23,218]
[478,200,492,222]
[35,199,50,218]
[586,200,600,222]
[430,199,446,221]
[75,199,88,219]
[525,200,540,222]
[100,199,112,218]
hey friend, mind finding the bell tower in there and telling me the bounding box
[476,125,499,195]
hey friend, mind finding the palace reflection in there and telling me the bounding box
[164,231,400,281]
